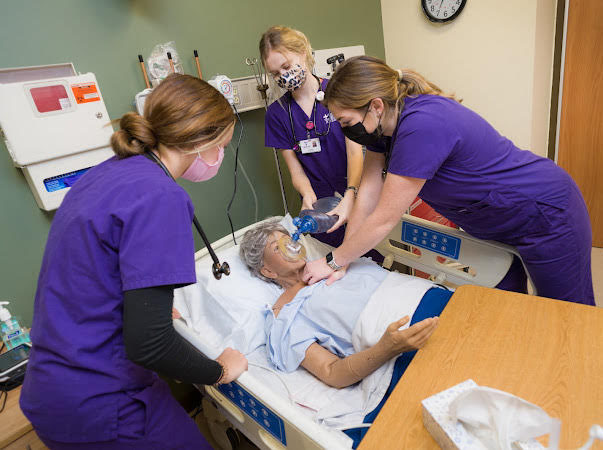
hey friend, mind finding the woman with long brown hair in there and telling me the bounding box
[303,56,594,306]
[20,74,247,449]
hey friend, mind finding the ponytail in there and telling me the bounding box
[323,55,458,112]
[396,68,458,104]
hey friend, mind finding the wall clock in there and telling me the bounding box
[422,0,467,23]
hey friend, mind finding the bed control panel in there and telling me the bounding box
[401,221,461,260]
[218,382,287,446]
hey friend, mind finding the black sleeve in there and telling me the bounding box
[123,285,222,385]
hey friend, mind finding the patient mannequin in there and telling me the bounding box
[239,219,440,389]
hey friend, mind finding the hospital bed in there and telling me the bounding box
[173,214,528,450]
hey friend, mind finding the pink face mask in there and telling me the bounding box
[180,146,225,182]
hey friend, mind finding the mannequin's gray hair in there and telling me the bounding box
[239,218,289,285]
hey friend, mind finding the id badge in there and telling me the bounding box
[299,138,321,154]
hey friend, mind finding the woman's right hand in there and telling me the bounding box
[215,348,248,384]
[301,191,317,211]
[378,316,439,355]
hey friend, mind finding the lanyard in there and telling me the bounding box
[287,77,331,151]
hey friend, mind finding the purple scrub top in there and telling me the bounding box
[369,95,571,240]
[368,94,594,304]
[20,155,197,442]
[265,79,348,199]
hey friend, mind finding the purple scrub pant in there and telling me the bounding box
[495,185,595,306]
[38,379,212,450]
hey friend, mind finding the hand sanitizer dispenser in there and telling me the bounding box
[0,302,30,350]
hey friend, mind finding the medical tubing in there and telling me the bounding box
[192,216,222,267]
[236,151,259,223]
[247,362,295,404]
[226,104,244,244]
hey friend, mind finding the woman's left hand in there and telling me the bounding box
[303,257,347,286]
[326,193,355,233]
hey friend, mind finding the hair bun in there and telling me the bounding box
[110,112,157,158]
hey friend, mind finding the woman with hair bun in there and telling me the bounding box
[303,56,594,306]
[20,74,247,449]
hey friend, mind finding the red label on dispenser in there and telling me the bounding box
[71,82,100,104]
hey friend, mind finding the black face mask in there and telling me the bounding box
[341,105,384,147]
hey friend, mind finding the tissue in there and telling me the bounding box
[422,380,560,450]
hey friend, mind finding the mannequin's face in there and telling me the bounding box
[260,231,306,284]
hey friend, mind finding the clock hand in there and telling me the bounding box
[438,0,444,15]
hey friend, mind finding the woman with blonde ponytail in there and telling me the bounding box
[303,56,594,307]
[20,74,247,449]
[260,26,369,251]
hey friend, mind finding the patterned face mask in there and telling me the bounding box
[275,64,306,91]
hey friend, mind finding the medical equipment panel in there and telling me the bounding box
[0,63,113,210]
[208,75,234,105]
[402,222,461,260]
[313,45,365,78]
[376,215,510,287]
[230,76,272,113]
[217,382,287,446]
[375,214,536,292]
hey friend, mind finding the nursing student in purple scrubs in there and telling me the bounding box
[260,26,364,247]
[303,56,594,306]
[20,74,248,449]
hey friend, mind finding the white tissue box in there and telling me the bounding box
[422,380,544,450]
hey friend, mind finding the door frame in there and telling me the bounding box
[553,0,570,163]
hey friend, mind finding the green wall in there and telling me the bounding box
[0,0,385,326]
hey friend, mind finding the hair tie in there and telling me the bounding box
[396,69,403,81]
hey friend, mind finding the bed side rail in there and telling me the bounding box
[375,214,534,292]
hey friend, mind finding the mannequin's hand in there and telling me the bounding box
[378,316,439,356]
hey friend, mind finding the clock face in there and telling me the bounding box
[422,0,467,23]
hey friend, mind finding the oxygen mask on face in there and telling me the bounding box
[277,235,306,262]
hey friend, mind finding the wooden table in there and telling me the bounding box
[359,285,603,449]
[0,347,46,449]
